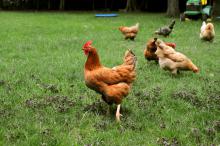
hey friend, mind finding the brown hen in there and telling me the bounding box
[144,38,176,62]
[83,41,136,122]
[119,23,139,40]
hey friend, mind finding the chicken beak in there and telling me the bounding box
[193,68,199,73]
[82,47,90,56]
[155,47,160,55]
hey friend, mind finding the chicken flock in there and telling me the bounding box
[83,20,215,122]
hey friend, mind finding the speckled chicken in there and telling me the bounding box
[155,20,175,37]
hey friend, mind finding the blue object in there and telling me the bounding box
[95,14,118,17]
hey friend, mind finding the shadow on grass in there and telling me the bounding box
[83,100,132,117]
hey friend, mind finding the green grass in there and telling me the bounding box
[0,11,219,146]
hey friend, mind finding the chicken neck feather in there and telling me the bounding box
[85,48,102,70]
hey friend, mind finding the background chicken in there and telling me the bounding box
[200,21,215,42]
[155,38,199,74]
[144,38,176,62]
[155,20,175,37]
[119,23,139,40]
[83,41,136,122]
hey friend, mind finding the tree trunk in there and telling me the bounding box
[48,0,51,10]
[126,0,137,12]
[59,0,65,10]
[166,0,180,17]
[139,0,149,11]
[36,0,39,10]
[213,0,220,16]
[0,0,2,9]
[20,0,25,9]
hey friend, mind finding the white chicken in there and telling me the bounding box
[200,21,215,42]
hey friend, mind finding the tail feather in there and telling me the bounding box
[124,49,137,69]
[131,23,139,33]
[169,20,175,29]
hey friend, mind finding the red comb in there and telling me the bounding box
[165,42,176,49]
[83,40,92,48]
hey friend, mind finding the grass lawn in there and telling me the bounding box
[0,11,219,146]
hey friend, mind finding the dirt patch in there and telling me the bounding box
[94,120,109,131]
[206,93,220,110]
[135,86,162,109]
[5,131,25,143]
[157,137,180,146]
[205,127,216,141]
[25,95,75,113]
[171,85,220,110]
[0,107,14,118]
[83,101,107,115]
[0,99,15,118]
[171,89,203,107]
[120,119,143,132]
[191,128,201,144]
[37,83,60,93]
[137,86,162,100]
[213,120,220,132]
[203,80,220,110]
[31,74,60,93]
[40,128,58,146]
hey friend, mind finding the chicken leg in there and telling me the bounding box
[116,104,122,122]
[171,69,178,75]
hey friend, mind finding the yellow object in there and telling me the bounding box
[201,0,207,5]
